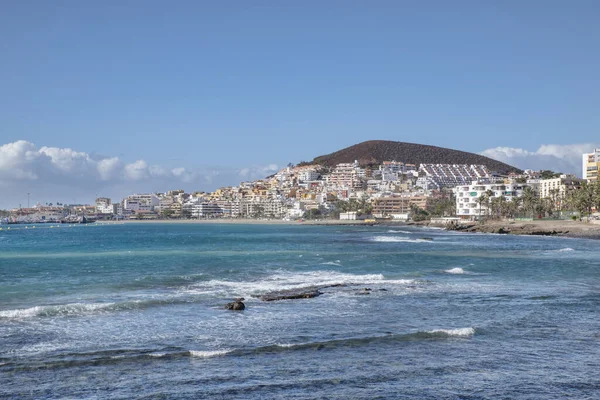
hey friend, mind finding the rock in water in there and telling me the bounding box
[225,298,246,310]
[259,289,322,301]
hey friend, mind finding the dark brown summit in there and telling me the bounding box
[312,140,521,174]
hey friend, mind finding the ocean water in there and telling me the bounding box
[1,223,599,399]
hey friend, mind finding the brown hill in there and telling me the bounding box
[312,140,520,174]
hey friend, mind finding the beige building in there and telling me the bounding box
[372,195,428,217]
[582,149,600,181]
[539,175,582,200]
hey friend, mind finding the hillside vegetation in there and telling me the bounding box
[312,140,521,174]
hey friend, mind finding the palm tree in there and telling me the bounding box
[485,189,494,219]
[476,194,487,221]
[522,187,538,219]
[571,182,595,221]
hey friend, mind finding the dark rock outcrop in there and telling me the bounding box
[259,289,322,301]
[225,298,246,310]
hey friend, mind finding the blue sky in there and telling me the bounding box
[1,1,599,207]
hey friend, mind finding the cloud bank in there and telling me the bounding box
[0,140,278,208]
[481,143,599,176]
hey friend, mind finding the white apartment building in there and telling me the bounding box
[298,169,320,182]
[95,197,114,214]
[123,194,159,212]
[538,175,582,200]
[190,203,223,218]
[325,162,364,189]
[381,161,405,173]
[420,164,491,189]
[454,181,530,220]
[239,199,286,219]
[215,200,240,218]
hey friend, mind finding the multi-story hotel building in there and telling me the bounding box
[582,149,600,181]
[538,175,582,200]
[454,181,530,220]
[372,195,428,218]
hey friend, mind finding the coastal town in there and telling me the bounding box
[3,148,599,225]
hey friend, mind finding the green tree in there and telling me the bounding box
[569,182,595,221]
[425,191,456,217]
[475,194,487,220]
[484,189,494,219]
[410,204,429,221]
[521,187,538,218]
[251,205,265,219]
[161,209,174,219]
[592,180,600,214]
[304,209,323,220]
[540,170,561,180]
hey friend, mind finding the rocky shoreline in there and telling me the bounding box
[440,220,600,240]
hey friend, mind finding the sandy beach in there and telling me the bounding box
[97,218,600,239]
[98,218,371,226]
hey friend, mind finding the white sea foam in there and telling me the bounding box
[184,270,415,297]
[387,230,411,234]
[189,349,232,358]
[371,236,434,243]
[274,343,296,348]
[148,352,167,358]
[445,267,465,274]
[557,248,575,252]
[321,261,342,266]
[429,327,475,337]
[0,302,115,319]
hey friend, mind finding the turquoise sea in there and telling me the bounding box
[1,223,599,399]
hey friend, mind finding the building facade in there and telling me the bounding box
[582,149,600,181]
[454,181,530,220]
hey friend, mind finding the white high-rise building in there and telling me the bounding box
[582,149,600,181]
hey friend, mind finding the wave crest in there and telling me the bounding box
[0,302,116,319]
[189,349,232,358]
[371,236,434,243]
[428,327,475,337]
[444,267,465,274]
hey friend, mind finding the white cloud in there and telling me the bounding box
[238,164,279,180]
[0,140,41,180]
[239,168,250,177]
[0,140,279,208]
[124,160,149,181]
[481,143,600,176]
[97,157,122,181]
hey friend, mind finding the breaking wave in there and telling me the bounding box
[445,268,465,274]
[2,328,476,372]
[321,261,342,266]
[371,236,434,243]
[0,302,116,319]
[427,327,475,337]
[189,349,232,358]
[1,270,418,320]
[185,270,416,298]
[0,298,188,320]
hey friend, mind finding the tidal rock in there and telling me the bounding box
[259,289,322,301]
[225,298,246,310]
